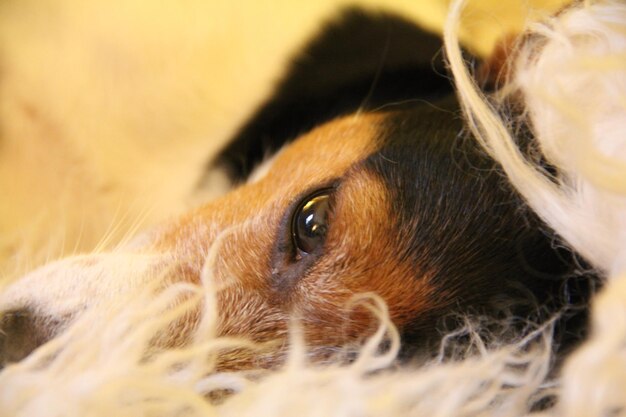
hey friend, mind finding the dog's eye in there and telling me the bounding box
[292,190,332,255]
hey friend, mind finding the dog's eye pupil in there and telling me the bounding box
[293,192,331,254]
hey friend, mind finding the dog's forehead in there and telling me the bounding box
[256,112,386,188]
[257,101,462,191]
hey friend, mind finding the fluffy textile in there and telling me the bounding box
[1,0,625,416]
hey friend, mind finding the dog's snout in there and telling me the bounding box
[0,310,52,367]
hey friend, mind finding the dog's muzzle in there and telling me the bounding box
[0,252,168,368]
[0,309,62,367]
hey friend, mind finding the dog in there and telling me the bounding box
[0,9,582,370]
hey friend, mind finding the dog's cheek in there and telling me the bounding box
[215,283,289,372]
[205,211,290,340]
[216,283,284,331]
[289,174,426,346]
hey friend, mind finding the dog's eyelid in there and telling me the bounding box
[289,180,340,207]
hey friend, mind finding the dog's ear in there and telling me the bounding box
[476,33,521,90]
[210,8,455,182]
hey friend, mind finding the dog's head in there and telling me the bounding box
[0,9,574,369]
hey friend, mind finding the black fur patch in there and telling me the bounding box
[370,101,558,297]
[366,102,589,355]
[210,8,454,182]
